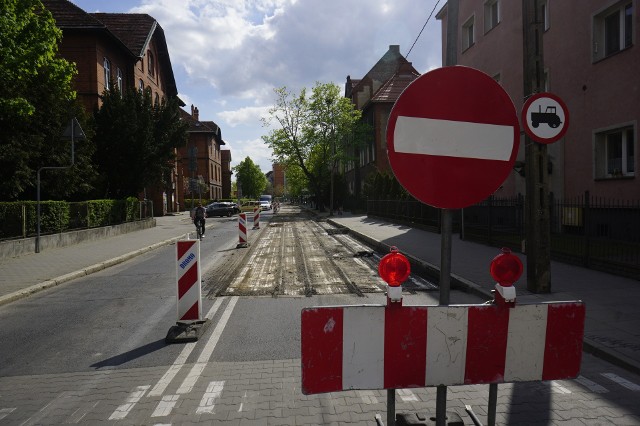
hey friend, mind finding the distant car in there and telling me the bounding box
[259,200,271,211]
[206,202,235,217]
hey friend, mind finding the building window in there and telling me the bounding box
[462,16,475,51]
[541,0,550,31]
[139,79,144,92]
[484,0,499,33]
[103,58,111,90]
[593,2,633,61]
[154,93,160,107]
[595,125,635,178]
[147,51,155,77]
[116,68,123,93]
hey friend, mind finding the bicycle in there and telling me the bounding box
[194,219,204,240]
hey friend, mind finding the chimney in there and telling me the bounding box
[389,45,400,54]
[192,106,199,121]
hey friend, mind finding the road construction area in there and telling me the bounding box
[203,205,437,298]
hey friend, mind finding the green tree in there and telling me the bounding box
[262,83,363,210]
[234,157,266,199]
[0,0,92,200]
[92,87,187,198]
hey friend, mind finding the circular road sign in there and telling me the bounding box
[386,66,520,209]
[521,92,570,144]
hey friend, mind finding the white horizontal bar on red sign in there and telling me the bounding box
[393,116,515,160]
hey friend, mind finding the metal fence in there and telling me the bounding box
[367,192,640,279]
[0,200,153,241]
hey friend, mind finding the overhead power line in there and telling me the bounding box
[406,0,443,59]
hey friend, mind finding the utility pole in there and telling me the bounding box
[522,0,551,293]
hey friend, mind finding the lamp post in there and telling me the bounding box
[36,118,85,253]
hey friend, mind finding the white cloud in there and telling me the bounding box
[76,0,444,179]
[225,137,273,172]
[217,106,272,128]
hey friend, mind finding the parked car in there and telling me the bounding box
[206,202,236,217]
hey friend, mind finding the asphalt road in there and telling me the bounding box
[0,206,639,425]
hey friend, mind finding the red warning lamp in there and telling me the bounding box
[490,247,523,286]
[379,246,411,287]
[490,247,523,306]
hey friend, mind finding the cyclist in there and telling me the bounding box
[193,202,207,238]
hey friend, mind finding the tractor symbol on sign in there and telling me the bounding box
[531,105,562,128]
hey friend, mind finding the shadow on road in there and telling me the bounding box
[91,339,166,368]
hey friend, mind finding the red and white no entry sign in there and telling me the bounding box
[387,66,520,209]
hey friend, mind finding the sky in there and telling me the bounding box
[70,0,445,174]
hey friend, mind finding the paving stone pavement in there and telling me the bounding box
[1,205,640,425]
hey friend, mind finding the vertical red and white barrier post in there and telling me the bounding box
[176,240,202,322]
[253,207,260,229]
[237,213,248,248]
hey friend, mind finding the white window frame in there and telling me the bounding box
[462,15,475,51]
[116,68,123,93]
[541,0,550,31]
[103,58,111,90]
[484,0,500,33]
[593,1,634,61]
[594,123,636,178]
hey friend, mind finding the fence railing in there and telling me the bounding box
[0,200,153,241]
[367,192,640,280]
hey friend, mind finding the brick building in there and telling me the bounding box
[344,45,420,199]
[437,0,638,200]
[176,106,226,207]
[44,0,183,215]
[221,150,233,200]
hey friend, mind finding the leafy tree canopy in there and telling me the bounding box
[262,82,364,207]
[0,0,87,200]
[234,156,267,199]
[92,87,187,198]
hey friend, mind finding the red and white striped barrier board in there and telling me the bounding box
[238,213,248,246]
[253,207,260,229]
[176,240,202,321]
[301,302,585,395]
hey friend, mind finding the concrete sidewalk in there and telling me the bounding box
[323,211,640,376]
[0,213,195,306]
[0,206,638,377]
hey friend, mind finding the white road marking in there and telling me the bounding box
[148,297,225,397]
[0,408,16,421]
[177,297,238,394]
[65,401,100,423]
[550,381,572,394]
[151,394,179,417]
[574,375,609,393]
[196,381,225,414]
[601,373,640,391]
[397,389,419,402]
[108,385,150,420]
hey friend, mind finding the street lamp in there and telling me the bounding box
[36,118,85,253]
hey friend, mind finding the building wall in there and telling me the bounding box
[439,0,638,200]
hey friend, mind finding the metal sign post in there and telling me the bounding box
[36,118,85,253]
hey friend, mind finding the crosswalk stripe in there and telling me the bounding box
[196,381,225,414]
[108,385,150,420]
[601,373,640,391]
[151,394,180,417]
[0,408,16,421]
[574,375,609,393]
